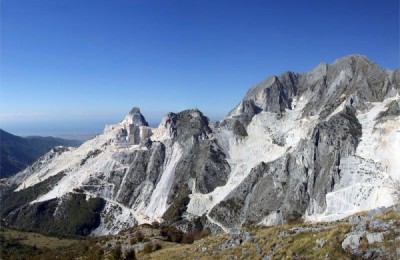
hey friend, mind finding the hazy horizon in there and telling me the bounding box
[0,107,227,138]
[1,0,399,136]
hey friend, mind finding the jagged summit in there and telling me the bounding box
[228,54,398,121]
[123,107,149,126]
[331,54,373,66]
[2,54,399,237]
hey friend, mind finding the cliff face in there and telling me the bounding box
[2,55,399,236]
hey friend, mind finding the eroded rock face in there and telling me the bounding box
[124,107,149,126]
[2,54,399,236]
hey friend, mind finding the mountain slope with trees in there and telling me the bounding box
[0,129,81,178]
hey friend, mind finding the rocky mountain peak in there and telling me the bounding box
[2,55,399,238]
[331,54,372,67]
[119,107,151,144]
[123,107,149,126]
[229,55,398,123]
[155,109,212,142]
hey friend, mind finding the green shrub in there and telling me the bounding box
[109,245,122,260]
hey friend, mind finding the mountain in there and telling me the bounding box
[2,55,399,237]
[0,129,82,178]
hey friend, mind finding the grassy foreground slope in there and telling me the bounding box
[1,206,400,259]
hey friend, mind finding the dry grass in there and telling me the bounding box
[374,210,400,221]
[1,228,79,249]
[137,209,399,259]
[2,207,399,259]
[140,222,353,259]
[140,233,231,259]
[248,223,351,259]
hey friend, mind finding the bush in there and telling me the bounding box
[129,237,137,245]
[151,221,160,229]
[181,233,194,244]
[160,226,183,243]
[141,243,152,254]
[193,229,211,241]
[124,249,136,260]
[134,231,144,242]
[182,229,211,244]
[109,245,122,260]
[160,225,211,244]
[141,242,162,254]
[152,243,162,251]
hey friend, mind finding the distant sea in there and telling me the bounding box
[45,132,99,141]
[1,120,162,142]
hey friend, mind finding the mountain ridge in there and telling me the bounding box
[0,129,82,178]
[2,54,399,237]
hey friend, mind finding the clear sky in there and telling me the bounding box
[1,0,399,137]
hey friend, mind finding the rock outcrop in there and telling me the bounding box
[1,54,399,236]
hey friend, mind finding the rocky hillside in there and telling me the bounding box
[1,54,399,237]
[0,129,82,178]
[2,205,400,259]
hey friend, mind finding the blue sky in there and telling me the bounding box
[1,0,399,136]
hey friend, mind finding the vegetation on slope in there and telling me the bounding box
[0,129,82,178]
[1,206,399,259]
[0,172,66,217]
[1,176,106,237]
